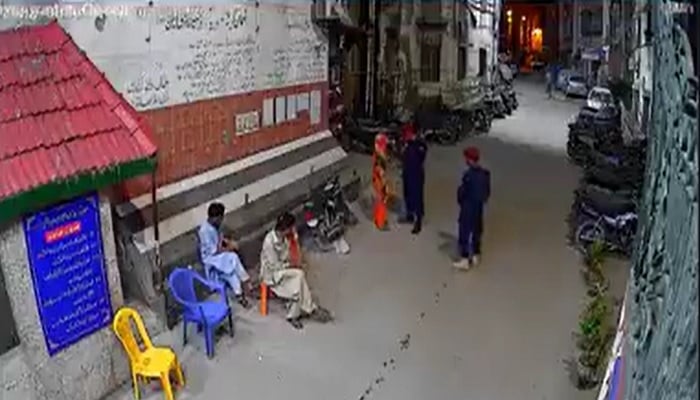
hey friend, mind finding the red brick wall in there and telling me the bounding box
[118,82,329,199]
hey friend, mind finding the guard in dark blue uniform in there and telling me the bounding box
[401,123,428,234]
[454,147,490,270]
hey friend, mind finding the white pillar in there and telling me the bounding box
[572,0,579,55]
[602,0,610,42]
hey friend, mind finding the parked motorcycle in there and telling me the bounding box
[574,199,638,256]
[414,105,462,145]
[484,88,506,119]
[329,85,346,145]
[303,175,354,254]
[493,85,513,115]
[469,104,492,134]
[501,84,518,111]
[569,105,620,132]
[344,117,402,156]
[570,183,638,255]
[567,107,632,170]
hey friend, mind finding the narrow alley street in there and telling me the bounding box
[106,79,612,400]
[0,1,693,398]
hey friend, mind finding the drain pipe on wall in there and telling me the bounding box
[151,169,163,294]
[371,0,380,119]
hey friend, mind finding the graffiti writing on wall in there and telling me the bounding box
[157,6,248,32]
[265,36,326,87]
[175,36,257,102]
[125,62,170,109]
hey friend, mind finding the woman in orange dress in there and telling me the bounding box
[372,133,390,230]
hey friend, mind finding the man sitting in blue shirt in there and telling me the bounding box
[198,202,252,308]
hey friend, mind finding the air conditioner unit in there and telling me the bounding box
[311,0,335,21]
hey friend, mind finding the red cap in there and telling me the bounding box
[463,146,480,163]
[402,122,416,141]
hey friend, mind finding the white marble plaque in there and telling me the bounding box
[286,95,297,119]
[297,92,309,111]
[309,90,321,125]
[262,98,274,127]
[275,96,286,124]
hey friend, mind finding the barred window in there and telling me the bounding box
[420,35,442,82]
[458,46,467,80]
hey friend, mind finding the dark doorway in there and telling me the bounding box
[0,268,19,356]
[352,0,369,117]
[478,48,488,77]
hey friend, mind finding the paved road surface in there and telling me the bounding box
[107,79,613,400]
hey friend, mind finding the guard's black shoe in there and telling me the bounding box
[411,219,422,234]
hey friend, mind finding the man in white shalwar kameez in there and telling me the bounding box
[198,202,252,308]
[260,212,332,329]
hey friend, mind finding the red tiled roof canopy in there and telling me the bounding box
[0,21,157,202]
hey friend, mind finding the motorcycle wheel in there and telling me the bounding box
[483,117,492,133]
[575,220,606,255]
[435,130,456,145]
[619,225,637,257]
[445,116,462,143]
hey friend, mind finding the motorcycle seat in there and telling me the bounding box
[578,185,636,216]
[583,168,639,192]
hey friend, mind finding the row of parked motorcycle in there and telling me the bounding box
[566,102,647,257]
[329,83,518,159]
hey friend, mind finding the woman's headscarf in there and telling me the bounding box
[374,132,388,155]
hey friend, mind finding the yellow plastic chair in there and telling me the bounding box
[112,307,185,400]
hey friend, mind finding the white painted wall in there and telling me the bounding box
[631,0,653,126]
[637,12,653,94]
[467,3,499,85]
[0,0,328,111]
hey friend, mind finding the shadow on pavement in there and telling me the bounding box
[436,231,458,261]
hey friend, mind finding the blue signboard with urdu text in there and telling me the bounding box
[23,193,112,357]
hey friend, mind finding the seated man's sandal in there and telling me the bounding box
[287,318,303,330]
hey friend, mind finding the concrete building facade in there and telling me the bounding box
[374,0,501,112]
[557,0,610,83]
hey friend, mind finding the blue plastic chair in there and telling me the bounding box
[168,267,234,359]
